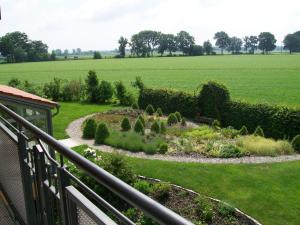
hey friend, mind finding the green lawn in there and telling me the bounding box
[1,55,300,107]
[52,102,119,139]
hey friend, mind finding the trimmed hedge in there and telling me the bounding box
[138,88,197,118]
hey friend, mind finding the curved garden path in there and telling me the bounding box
[62,114,300,164]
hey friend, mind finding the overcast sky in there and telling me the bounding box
[1,0,300,51]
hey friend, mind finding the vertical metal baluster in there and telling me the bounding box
[57,167,70,225]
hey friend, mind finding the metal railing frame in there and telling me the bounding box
[0,103,193,225]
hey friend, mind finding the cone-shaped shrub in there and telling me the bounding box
[132,103,139,110]
[254,126,264,137]
[239,125,248,135]
[121,117,131,131]
[145,104,155,115]
[159,143,168,154]
[212,120,220,130]
[95,123,110,144]
[175,111,182,122]
[167,113,178,126]
[160,122,167,134]
[82,119,96,139]
[151,121,160,134]
[181,118,186,127]
[134,119,145,135]
[137,115,146,127]
[292,135,300,153]
[156,108,163,117]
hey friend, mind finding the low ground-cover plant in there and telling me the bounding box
[237,135,294,156]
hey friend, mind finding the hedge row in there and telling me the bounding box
[138,83,300,139]
[138,88,197,118]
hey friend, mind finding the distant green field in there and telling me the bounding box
[0,55,299,107]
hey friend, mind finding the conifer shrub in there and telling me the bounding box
[254,126,264,137]
[160,122,167,134]
[239,125,249,135]
[137,115,146,127]
[121,117,131,131]
[145,104,155,115]
[95,123,110,144]
[151,121,160,134]
[291,135,300,153]
[134,119,145,135]
[181,118,187,127]
[156,107,163,116]
[212,120,220,130]
[159,143,168,154]
[167,113,178,126]
[82,118,97,139]
[175,111,182,122]
[132,103,139,110]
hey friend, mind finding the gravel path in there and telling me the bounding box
[64,113,300,164]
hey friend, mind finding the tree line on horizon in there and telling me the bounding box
[116,30,300,58]
[1,30,300,63]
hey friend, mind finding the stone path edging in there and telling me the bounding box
[63,113,300,164]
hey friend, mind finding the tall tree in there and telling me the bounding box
[203,40,213,55]
[258,32,277,54]
[27,40,48,61]
[118,36,128,58]
[244,36,258,54]
[176,31,195,55]
[227,37,243,54]
[214,31,230,54]
[283,33,300,54]
[130,33,148,57]
[158,33,177,55]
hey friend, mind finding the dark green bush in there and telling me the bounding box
[138,88,197,118]
[181,118,187,127]
[156,107,163,116]
[121,117,131,131]
[95,123,110,144]
[239,125,249,135]
[158,143,168,154]
[62,80,84,101]
[219,145,242,158]
[138,115,146,127]
[175,111,182,122]
[167,113,178,126]
[133,180,152,195]
[132,103,139,109]
[145,104,155,115]
[114,81,135,106]
[160,122,167,134]
[254,126,264,137]
[197,81,230,121]
[134,119,145,135]
[98,81,114,103]
[43,78,63,101]
[93,51,102,59]
[82,119,96,139]
[151,182,171,201]
[8,78,21,87]
[150,121,160,134]
[292,135,300,153]
[85,70,99,103]
[212,120,220,130]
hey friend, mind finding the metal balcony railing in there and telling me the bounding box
[0,103,193,225]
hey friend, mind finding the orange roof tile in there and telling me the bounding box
[0,85,58,108]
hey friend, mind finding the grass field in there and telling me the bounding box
[1,55,300,107]
[74,145,300,225]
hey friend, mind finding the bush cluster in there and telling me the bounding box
[138,88,197,118]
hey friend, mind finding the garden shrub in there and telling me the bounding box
[124,208,138,222]
[291,135,300,153]
[82,119,96,139]
[121,117,131,131]
[133,180,152,195]
[181,118,186,127]
[218,202,235,218]
[8,78,21,87]
[131,76,145,92]
[219,145,242,158]
[134,119,145,135]
[151,182,171,201]
[158,143,168,154]
[254,126,264,137]
[212,120,220,130]
[95,123,110,144]
[156,107,163,116]
[138,88,197,118]
[98,81,114,103]
[43,77,63,101]
[167,113,178,126]
[115,81,135,106]
[220,127,239,138]
[132,103,139,109]
[85,70,99,103]
[160,122,167,134]
[194,196,213,223]
[145,104,155,115]
[197,81,230,121]
[150,121,160,134]
[239,125,248,135]
[175,111,182,122]
[62,80,84,101]
[138,115,146,127]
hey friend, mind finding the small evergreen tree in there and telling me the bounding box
[121,117,131,131]
[82,119,96,139]
[160,122,167,134]
[95,123,110,144]
[254,126,264,137]
[134,119,145,135]
[151,121,160,134]
[98,81,114,103]
[132,103,139,109]
[145,104,155,115]
[212,120,220,130]
[181,118,186,127]
[291,135,300,153]
[239,125,249,135]
[175,111,182,122]
[167,113,178,126]
[156,108,163,116]
[159,143,168,154]
[137,115,146,127]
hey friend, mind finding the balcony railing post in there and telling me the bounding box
[17,131,38,225]
[57,167,70,225]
